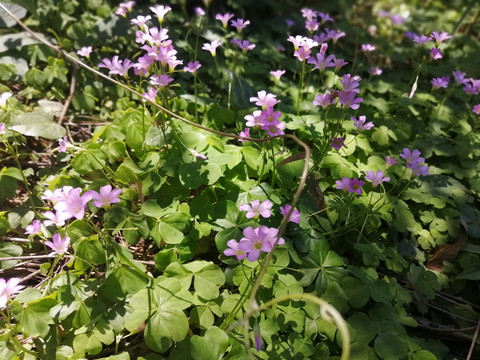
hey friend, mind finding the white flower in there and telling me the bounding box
[0,92,13,110]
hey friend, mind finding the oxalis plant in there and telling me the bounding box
[0,0,479,359]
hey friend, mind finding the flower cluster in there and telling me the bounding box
[239,199,300,224]
[241,90,285,137]
[224,226,284,262]
[115,1,135,17]
[400,148,430,176]
[405,31,452,60]
[313,74,363,110]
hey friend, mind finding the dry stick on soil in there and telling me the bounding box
[467,320,480,360]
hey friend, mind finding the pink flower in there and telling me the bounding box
[77,46,92,58]
[45,233,70,255]
[452,70,467,85]
[280,204,300,224]
[335,177,351,191]
[231,18,250,32]
[301,8,317,20]
[237,226,284,262]
[0,123,5,134]
[361,43,376,52]
[194,7,205,16]
[340,74,361,93]
[400,148,424,167]
[224,239,248,260]
[369,67,382,76]
[250,91,280,109]
[244,110,263,127]
[142,88,158,103]
[335,177,364,194]
[238,128,250,142]
[215,13,234,28]
[0,278,23,308]
[150,5,171,23]
[130,15,151,29]
[231,38,255,52]
[189,149,208,160]
[88,185,122,208]
[430,48,443,60]
[294,46,311,61]
[270,70,286,81]
[365,170,390,186]
[430,31,452,44]
[150,74,174,87]
[307,44,336,70]
[43,210,67,227]
[184,60,202,73]
[202,40,222,56]
[352,115,374,130]
[473,105,480,115]
[54,188,92,220]
[239,199,273,219]
[331,137,345,151]
[25,220,42,235]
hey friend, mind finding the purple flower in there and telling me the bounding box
[45,233,70,255]
[194,7,205,16]
[0,278,22,308]
[98,56,134,76]
[430,31,452,44]
[0,123,4,134]
[88,185,122,208]
[244,110,263,127]
[224,239,248,260]
[335,177,364,194]
[237,226,284,262]
[215,13,234,28]
[473,105,480,115]
[318,12,333,23]
[202,40,222,57]
[57,136,69,153]
[184,60,201,73]
[254,323,262,351]
[430,48,443,60]
[77,46,92,58]
[54,188,92,221]
[239,200,273,219]
[385,156,397,167]
[231,18,250,32]
[334,58,349,71]
[365,170,390,186]
[307,43,336,70]
[411,34,431,45]
[331,137,345,151]
[313,93,333,108]
[250,91,280,109]
[294,46,312,61]
[348,178,365,194]
[231,38,256,52]
[270,70,286,81]
[150,5,171,23]
[134,54,154,76]
[25,219,41,235]
[301,8,317,20]
[352,115,374,130]
[339,91,363,110]
[335,177,351,191]
[280,204,300,224]
[463,79,480,95]
[410,162,430,176]
[400,148,424,167]
[452,71,467,85]
[431,76,450,89]
[115,1,135,17]
[150,74,174,87]
[340,74,361,93]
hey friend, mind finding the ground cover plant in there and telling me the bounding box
[0,0,480,359]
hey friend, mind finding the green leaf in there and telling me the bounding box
[374,332,408,360]
[145,308,189,353]
[190,327,229,360]
[75,236,106,266]
[394,200,420,232]
[190,306,214,330]
[179,162,222,189]
[0,242,22,269]
[151,221,184,245]
[99,265,149,301]
[73,332,103,355]
[0,4,27,28]
[10,111,66,139]
[191,263,225,300]
[0,0,36,15]
[21,297,57,337]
